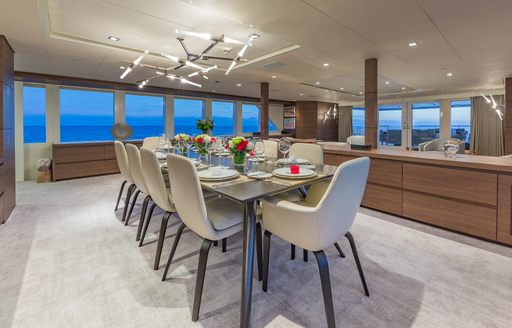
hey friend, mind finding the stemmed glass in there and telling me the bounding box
[254,140,265,165]
[278,138,291,165]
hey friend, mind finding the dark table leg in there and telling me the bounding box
[240,201,256,328]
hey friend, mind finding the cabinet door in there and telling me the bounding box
[498,175,512,245]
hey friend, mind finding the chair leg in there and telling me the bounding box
[125,190,141,226]
[221,238,227,253]
[115,180,127,211]
[139,203,156,247]
[192,239,213,322]
[162,223,186,281]
[333,242,346,258]
[303,249,308,262]
[255,222,263,281]
[345,232,369,297]
[313,250,336,328]
[136,196,151,241]
[262,230,272,292]
[154,212,172,270]
[291,244,296,260]
[121,184,135,222]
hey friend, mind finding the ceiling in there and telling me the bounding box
[1,0,511,103]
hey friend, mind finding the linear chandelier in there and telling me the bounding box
[481,93,504,120]
[119,30,260,88]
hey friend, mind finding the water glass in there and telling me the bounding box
[278,138,291,163]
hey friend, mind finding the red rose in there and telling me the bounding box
[237,139,248,151]
[196,137,203,144]
[211,137,217,143]
[225,145,229,149]
[249,150,255,156]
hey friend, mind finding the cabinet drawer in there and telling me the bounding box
[368,159,402,188]
[55,161,104,180]
[104,145,116,160]
[403,164,497,206]
[54,145,105,163]
[403,191,497,240]
[323,153,356,166]
[104,159,119,174]
[497,174,512,245]
[362,183,402,216]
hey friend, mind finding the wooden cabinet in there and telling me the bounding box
[52,141,141,181]
[497,175,512,245]
[362,183,402,216]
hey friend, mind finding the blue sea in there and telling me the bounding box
[24,125,259,143]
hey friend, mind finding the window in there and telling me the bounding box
[125,94,164,139]
[241,103,278,134]
[23,86,46,143]
[379,104,402,146]
[212,101,235,136]
[352,107,365,136]
[451,99,471,149]
[411,102,440,148]
[60,89,114,142]
[174,98,204,136]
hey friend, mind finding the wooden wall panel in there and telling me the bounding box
[364,58,378,148]
[403,191,497,240]
[403,164,497,206]
[317,102,338,141]
[295,101,317,139]
[505,78,512,154]
[497,174,512,245]
[362,183,402,216]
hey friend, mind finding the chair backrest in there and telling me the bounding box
[125,144,149,195]
[114,141,133,183]
[141,136,159,150]
[313,157,370,250]
[263,140,278,158]
[347,135,365,145]
[166,154,217,240]
[140,148,174,211]
[289,143,323,165]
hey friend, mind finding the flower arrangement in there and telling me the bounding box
[196,118,214,134]
[173,133,191,155]
[193,134,215,155]
[227,136,254,165]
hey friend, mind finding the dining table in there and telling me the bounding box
[161,153,338,327]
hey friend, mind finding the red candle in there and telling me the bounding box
[290,164,300,174]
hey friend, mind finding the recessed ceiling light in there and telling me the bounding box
[120,66,126,70]
[212,90,216,92]
[401,87,406,90]
[339,87,344,90]
[323,63,329,67]
[299,93,303,96]
[315,82,320,85]
[447,72,453,77]
[108,36,120,41]
[385,81,390,85]
[271,75,276,79]
[408,42,418,47]
[249,33,260,39]
[236,83,242,87]
[359,91,363,94]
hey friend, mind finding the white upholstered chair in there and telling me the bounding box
[346,135,365,145]
[263,140,278,158]
[139,148,177,270]
[114,141,136,222]
[289,142,323,165]
[125,144,153,240]
[261,157,371,328]
[141,136,159,150]
[162,153,245,322]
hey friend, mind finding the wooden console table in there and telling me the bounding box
[322,145,512,246]
[52,141,142,181]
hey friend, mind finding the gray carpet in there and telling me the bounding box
[1,175,511,328]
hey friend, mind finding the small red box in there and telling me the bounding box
[290,164,300,174]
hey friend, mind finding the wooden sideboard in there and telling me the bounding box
[323,145,512,246]
[52,141,142,181]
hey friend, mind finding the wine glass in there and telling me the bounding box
[254,140,265,164]
[278,138,291,165]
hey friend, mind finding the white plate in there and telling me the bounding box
[273,167,317,179]
[198,168,239,181]
[298,164,316,170]
[277,158,309,165]
[247,171,272,179]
